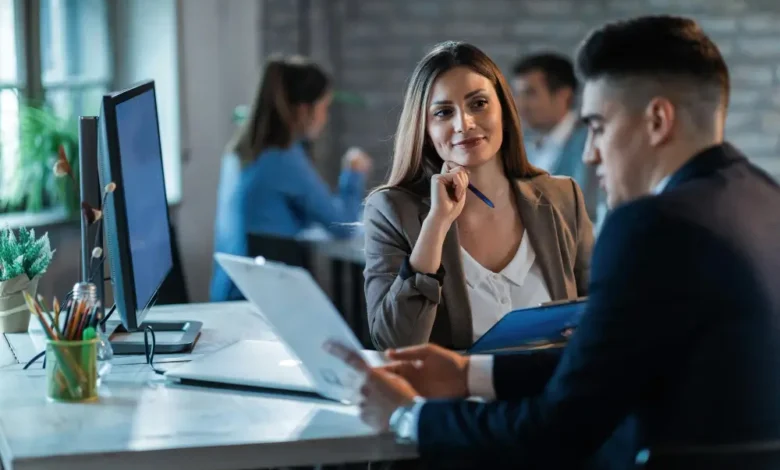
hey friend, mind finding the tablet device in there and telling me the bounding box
[199,253,378,403]
[467,299,587,354]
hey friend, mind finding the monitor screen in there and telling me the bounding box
[113,88,172,312]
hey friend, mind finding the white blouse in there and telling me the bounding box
[461,231,552,341]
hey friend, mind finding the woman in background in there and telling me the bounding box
[363,41,593,350]
[210,56,371,302]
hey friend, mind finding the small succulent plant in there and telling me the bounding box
[0,226,55,282]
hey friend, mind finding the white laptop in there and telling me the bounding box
[164,252,382,404]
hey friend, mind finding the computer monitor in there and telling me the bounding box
[96,80,201,354]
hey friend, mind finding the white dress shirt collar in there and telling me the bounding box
[653,174,672,195]
[461,231,552,341]
[545,110,579,147]
[460,232,536,288]
[528,111,579,173]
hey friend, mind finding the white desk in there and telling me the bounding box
[298,227,366,265]
[0,336,16,369]
[1,301,277,371]
[0,302,417,470]
[311,236,366,265]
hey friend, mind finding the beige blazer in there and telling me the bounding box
[362,174,594,351]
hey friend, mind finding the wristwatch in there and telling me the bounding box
[389,399,420,444]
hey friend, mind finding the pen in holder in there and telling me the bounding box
[71,282,113,379]
[22,284,107,401]
[45,338,98,402]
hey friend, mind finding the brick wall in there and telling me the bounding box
[262,0,780,185]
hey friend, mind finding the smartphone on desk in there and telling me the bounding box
[467,298,588,355]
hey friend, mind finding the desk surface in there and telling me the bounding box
[298,227,366,265]
[0,302,416,470]
[1,301,277,371]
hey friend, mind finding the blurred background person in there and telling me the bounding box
[512,53,603,225]
[210,56,372,302]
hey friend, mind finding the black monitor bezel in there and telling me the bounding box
[99,79,173,331]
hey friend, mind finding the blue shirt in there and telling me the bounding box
[210,142,365,301]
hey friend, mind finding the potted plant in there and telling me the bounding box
[0,226,55,332]
[0,101,79,216]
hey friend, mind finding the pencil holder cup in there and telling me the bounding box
[45,339,99,402]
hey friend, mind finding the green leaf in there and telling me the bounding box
[0,227,55,282]
[1,98,79,215]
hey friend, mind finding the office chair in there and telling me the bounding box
[246,232,313,272]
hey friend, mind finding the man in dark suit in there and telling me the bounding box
[327,15,780,469]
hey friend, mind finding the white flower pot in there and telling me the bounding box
[0,275,40,333]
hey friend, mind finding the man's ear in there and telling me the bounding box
[555,87,574,109]
[645,97,675,146]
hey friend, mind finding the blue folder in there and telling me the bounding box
[467,299,588,354]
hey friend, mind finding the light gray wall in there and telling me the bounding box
[113,0,182,204]
[176,0,262,301]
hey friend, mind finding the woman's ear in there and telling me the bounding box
[293,103,308,121]
[291,103,313,131]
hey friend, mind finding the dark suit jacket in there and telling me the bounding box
[415,143,780,469]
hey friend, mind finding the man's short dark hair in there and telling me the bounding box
[575,15,730,107]
[512,53,578,94]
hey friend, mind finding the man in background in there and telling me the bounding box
[512,53,604,224]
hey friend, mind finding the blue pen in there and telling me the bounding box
[468,183,495,208]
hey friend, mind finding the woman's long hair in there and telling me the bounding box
[226,55,330,165]
[380,41,542,193]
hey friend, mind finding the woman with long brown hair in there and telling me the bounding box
[210,56,371,301]
[364,41,593,350]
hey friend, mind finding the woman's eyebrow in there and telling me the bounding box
[431,88,487,106]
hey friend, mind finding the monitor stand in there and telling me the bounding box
[104,319,203,355]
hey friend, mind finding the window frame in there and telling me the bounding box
[0,0,27,91]
[1,0,115,217]
[2,0,182,220]
[11,0,114,103]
